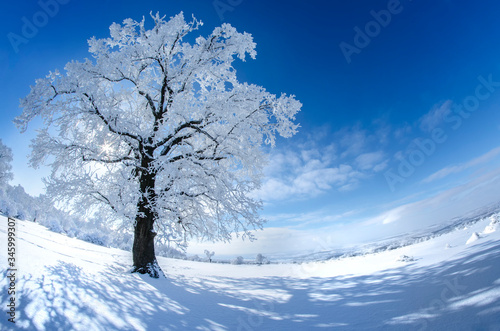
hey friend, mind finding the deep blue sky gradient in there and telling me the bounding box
[2,0,500,251]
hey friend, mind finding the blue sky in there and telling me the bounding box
[2,0,500,256]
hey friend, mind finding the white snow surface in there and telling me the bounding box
[1,215,500,330]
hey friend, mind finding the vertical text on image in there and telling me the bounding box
[6,217,17,324]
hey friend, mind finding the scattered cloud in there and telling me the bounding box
[256,154,362,201]
[373,160,389,173]
[337,126,369,158]
[254,122,396,202]
[422,146,500,183]
[394,123,412,140]
[368,205,407,225]
[419,100,452,132]
[355,151,386,172]
[368,167,500,231]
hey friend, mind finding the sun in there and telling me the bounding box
[100,141,113,156]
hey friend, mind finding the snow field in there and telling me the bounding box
[1,214,500,330]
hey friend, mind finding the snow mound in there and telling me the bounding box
[466,232,480,245]
[397,255,416,262]
[483,215,499,234]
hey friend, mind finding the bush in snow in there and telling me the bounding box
[397,255,416,262]
[232,256,244,265]
[77,231,109,247]
[44,218,64,233]
[256,253,269,265]
[109,232,133,252]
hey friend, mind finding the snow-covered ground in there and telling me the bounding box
[1,214,500,330]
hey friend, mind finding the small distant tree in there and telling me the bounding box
[16,13,301,277]
[255,253,266,265]
[0,139,13,188]
[204,249,215,263]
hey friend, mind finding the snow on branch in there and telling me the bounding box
[16,12,301,249]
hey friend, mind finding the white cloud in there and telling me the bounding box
[422,146,500,183]
[394,124,412,140]
[256,162,361,202]
[256,178,295,201]
[338,127,369,158]
[419,100,452,132]
[255,124,392,202]
[373,205,407,225]
[367,167,500,232]
[373,160,389,172]
[300,148,321,163]
[355,151,385,171]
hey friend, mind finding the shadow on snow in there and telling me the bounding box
[1,241,500,330]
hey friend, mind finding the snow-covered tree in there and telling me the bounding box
[0,184,36,220]
[204,249,215,262]
[0,139,13,187]
[255,253,268,265]
[16,12,301,277]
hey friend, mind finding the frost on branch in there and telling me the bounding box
[16,12,301,274]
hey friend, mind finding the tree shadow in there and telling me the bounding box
[1,241,500,330]
[153,241,500,330]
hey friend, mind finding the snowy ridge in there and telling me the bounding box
[286,205,500,264]
[2,212,500,330]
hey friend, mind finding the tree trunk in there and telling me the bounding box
[132,145,163,278]
[132,205,162,278]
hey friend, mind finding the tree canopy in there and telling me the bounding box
[16,12,301,276]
